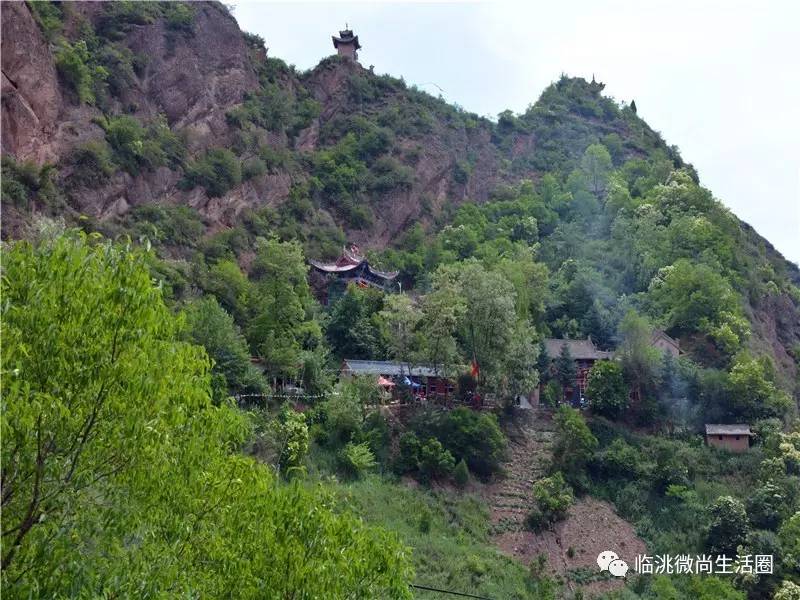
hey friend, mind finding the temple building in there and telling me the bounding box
[542,337,613,402]
[332,27,361,61]
[308,245,398,304]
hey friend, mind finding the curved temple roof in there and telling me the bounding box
[309,246,398,280]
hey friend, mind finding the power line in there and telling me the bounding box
[410,583,494,599]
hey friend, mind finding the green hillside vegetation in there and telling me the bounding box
[3,2,800,598]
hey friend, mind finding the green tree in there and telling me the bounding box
[326,284,385,359]
[727,355,792,421]
[1,232,412,597]
[586,360,628,419]
[617,310,661,405]
[551,406,598,487]
[419,274,466,376]
[276,408,310,476]
[706,496,749,556]
[247,237,321,381]
[379,294,422,373]
[183,296,267,402]
[527,472,574,531]
[554,343,576,401]
[581,143,613,198]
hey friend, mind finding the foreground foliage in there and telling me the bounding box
[0,232,412,598]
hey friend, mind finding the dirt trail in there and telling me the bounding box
[487,409,647,598]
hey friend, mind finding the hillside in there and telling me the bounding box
[4,1,799,387]
[3,3,800,599]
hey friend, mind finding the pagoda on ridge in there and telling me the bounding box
[332,26,361,61]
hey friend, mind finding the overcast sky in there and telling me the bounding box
[231,0,800,265]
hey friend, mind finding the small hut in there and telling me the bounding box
[705,424,752,452]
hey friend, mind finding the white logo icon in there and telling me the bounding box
[598,551,629,577]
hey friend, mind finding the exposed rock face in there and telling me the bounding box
[1,2,62,163]
[121,3,258,150]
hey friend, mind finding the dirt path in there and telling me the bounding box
[486,409,647,598]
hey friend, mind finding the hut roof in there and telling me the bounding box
[705,424,753,436]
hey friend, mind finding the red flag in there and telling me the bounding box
[470,360,480,378]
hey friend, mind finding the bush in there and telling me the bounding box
[181,149,242,197]
[340,442,377,478]
[454,459,470,488]
[129,204,204,246]
[586,360,628,419]
[592,437,642,479]
[277,409,309,477]
[527,472,574,531]
[411,407,507,479]
[417,438,455,482]
[552,406,597,488]
[68,140,116,187]
[706,496,749,556]
[242,157,267,180]
[55,40,106,104]
[100,115,184,175]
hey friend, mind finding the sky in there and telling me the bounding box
[231,0,800,265]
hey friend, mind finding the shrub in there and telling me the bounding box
[181,149,242,197]
[412,407,507,479]
[242,157,267,180]
[340,442,377,478]
[129,204,204,246]
[454,459,470,488]
[277,409,309,477]
[592,437,642,479]
[68,140,116,187]
[552,406,597,487]
[417,438,455,482]
[397,431,422,474]
[1,157,58,208]
[28,0,63,41]
[527,472,574,531]
[162,2,195,32]
[55,40,106,104]
[586,360,628,419]
[706,496,748,556]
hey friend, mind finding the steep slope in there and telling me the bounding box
[2,0,799,388]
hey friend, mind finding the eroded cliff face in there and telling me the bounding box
[1,1,62,163]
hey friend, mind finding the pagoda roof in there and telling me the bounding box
[309,246,397,280]
[332,29,361,50]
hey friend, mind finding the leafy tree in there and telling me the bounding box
[419,274,466,376]
[379,294,422,373]
[183,296,267,402]
[432,261,536,398]
[326,284,385,359]
[417,438,456,482]
[706,496,749,556]
[648,259,742,344]
[527,472,574,531]
[340,442,377,478]
[1,232,412,597]
[586,360,628,418]
[580,143,613,197]
[778,511,800,576]
[727,355,792,421]
[617,310,662,405]
[551,406,598,487]
[275,408,309,476]
[247,237,321,381]
[554,343,576,400]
